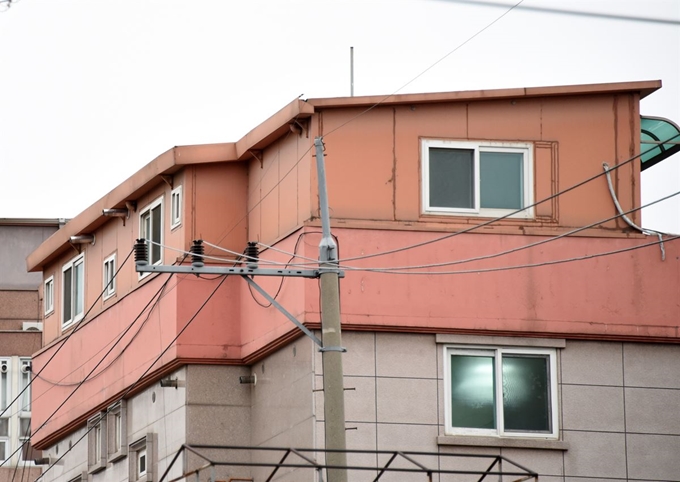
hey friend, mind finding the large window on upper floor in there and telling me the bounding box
[422,140,534,219]
[62,253,85,328]
[444,345,558,439]
[139,197,163,271]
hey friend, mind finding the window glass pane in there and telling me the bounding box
[502,355,551,432]
[151,205,161,264]
[19,417,30,437]
[74,260,84,317]
[0,418,8,437]
[480,151,523,209]
[63,267,72,322]
[429,148,474,209]
[114,412,122,451]
[138,449,147,475]
[450,355,495,429]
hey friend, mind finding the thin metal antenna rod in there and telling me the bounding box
[350,47,354,97]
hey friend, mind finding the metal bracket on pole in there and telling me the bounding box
[318,347,347,353]
[241,275,323,347]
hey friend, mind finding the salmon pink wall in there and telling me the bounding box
[312,227,679,338]
[314,93,641,231]
[191,163,248,258]
[247,133,314,245]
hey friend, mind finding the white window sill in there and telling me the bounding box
[437,435,569,451]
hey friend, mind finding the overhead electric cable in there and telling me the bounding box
[0,273,175,468]
[206,0,524,248]
[33,274,229,481]
[325,134,680,265]
[346,235,678,276]
[438,0,680,26]
[0,248,134,420]
[253,189,679,273]
[324,0,525,138]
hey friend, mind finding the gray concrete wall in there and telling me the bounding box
[248,338,316,482]
[0,225,59,290]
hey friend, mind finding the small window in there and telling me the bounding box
[87,414,106,473]
[138,448,147,476]
[139,197,163,272]
[129,434,154,482]
[107,400,127,463]
[44,276,54,316]
[444,346,558,439]
[62,253,85,328]
[103,253,116,300]
[170,186,182,229]
[422,139,534,219]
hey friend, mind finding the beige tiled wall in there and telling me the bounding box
[312,333,680,482]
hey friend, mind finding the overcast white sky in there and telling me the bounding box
[1,0,678,231]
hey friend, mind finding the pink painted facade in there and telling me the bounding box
[27,80,679,454]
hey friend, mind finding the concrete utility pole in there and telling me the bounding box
[135,138,349,482]
[314,137,348,482]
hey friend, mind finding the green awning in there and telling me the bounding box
[641,116,680,171]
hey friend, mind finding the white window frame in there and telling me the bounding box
[87,413,106,474]
[44,276,54,316]
[19,359,31,414]
[107,400,127,463]
[103,253,116,300]
[170,185,182,229]
[421,139,534,219]
[62,253,85,329]
[443,345,558,439]
[139,196,164,278]
[129,434,154,482]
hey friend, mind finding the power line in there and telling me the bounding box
[0,273,175,468]
[34,274,229,481]
[203,0,525,249]
[32,275,173,387]
[253,189,680,273]
[327,134,680,265]
[323,0,525,138]
[355,234,678,276]
[0,248,134,420]
[437,0,680,26]
[339,190,680,272]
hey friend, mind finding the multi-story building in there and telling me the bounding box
[0,218,62,482]
[25,80,680,481]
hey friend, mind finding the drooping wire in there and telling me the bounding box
[363,235,679,276]
[199,1,527,255]
[0,272,175,468]
[34,274,229,481]
[0,248,134,420]
[329,189,680,273]
[322,134,680,265]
